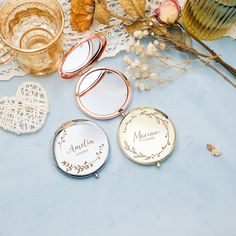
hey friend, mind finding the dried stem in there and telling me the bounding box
[177,22,236,78]
[147,16,236,88]
[202,60,236,88]
[110,12,134,24]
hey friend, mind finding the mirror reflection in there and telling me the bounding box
[62,41,91,73]
[76,69,129,118]
[61,38,103,74]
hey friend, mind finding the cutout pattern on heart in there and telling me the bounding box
[0,82,49,135]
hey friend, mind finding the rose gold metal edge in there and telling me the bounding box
[58,40,93,79]
[78,69,108,97]
[75,67,132,120]
[59,33,107,79]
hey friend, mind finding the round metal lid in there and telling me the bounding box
[59,34,107,79]
[75,67,132,120]
[118,107,176,166]
[53,119,109,178]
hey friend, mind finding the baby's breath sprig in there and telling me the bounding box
[124,30,201,90]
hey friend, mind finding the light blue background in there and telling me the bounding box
[0,37,236,236]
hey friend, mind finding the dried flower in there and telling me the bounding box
[150,72,159,80]
[124,55,132,64]
[154,40,159,46]
[133,30,150,39]
[132,39,145,55]
[146,42,158,56]
[71,0,95,32]
[123,36,198,90]
[159,42,166,50]
[155,0,181,25]
[207,144,221,157]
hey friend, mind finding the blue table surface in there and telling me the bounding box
[0,37,236,236]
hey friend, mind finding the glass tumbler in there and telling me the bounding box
[182,0,236,40]
[0,0,64,76]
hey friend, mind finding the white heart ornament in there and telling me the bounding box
[0,82,49,135]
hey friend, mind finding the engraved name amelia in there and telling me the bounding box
[67,139,94,155]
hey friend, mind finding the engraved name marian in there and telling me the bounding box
[67,139,94,156]
[133,130,159,142]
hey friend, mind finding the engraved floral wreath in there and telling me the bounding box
[61,144,105,174]
[122,110,171,161]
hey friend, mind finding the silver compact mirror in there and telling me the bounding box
[53,120,109,178]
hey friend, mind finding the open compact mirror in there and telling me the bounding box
[59,34,106,79]
[76,67,132,120]
[54,33,176,178]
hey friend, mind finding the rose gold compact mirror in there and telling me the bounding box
[58,34,176,168]
[59,34,106,79]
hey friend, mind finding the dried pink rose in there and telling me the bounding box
[155,0,181,25]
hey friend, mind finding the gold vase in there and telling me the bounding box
[182,0,236,40]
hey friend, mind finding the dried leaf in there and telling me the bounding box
[168,26,192,49]
[151,25,167,36]
[71,12,93,32]
[94,0,110,25]
[70,0,95,32]
[124,21,150,35]
[133,0,146,17]
[119,0,146,18]
[207,144,221,157]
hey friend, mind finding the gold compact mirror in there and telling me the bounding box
[58,33,176,167]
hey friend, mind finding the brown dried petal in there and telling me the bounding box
[70,11,78,28]
[75,14,93,23]
[206,144,221,157]
[71,0,95,31]
[76,18,93,32]
[84,5,95,13]
[71,0,94,14]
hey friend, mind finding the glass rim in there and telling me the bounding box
[215,0,236,7]
[0,0,65,53]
